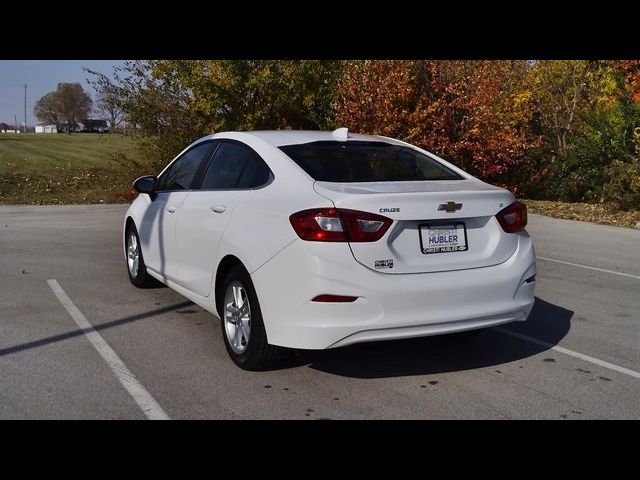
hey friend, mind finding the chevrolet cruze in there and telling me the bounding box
[124,129,536,370]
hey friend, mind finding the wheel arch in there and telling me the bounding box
[124,216,135,254]
[214,255,247,317]
[125,215,135,232]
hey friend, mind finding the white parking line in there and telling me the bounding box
[47,279,170,420]
[495,327,640,380]
[538,256,640,280]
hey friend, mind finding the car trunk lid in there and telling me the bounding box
[314,179,518,274]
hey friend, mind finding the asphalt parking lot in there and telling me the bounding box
[1,204,639,419]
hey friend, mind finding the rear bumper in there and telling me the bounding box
[251,233,536,350]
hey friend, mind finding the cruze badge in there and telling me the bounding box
[380,207,399,213]
[438,201,463,213]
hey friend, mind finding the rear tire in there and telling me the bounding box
[125,223,160,288]
[220,265,283,370]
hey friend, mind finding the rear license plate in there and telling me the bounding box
[419,222,468,254]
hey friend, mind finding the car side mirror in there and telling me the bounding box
[133,175,157,196]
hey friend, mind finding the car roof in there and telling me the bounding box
[209,130,401,147]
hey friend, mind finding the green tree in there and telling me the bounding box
[88,60,342,166]
[33,91,61,125]
[528,61,615,158]
[34,83,93,134]
[528,60,640,204]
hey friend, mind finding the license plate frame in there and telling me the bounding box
[419,222,468,255]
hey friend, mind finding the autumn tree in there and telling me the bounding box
[332,60,416,140]
[334,60,538,186]
[414,60,538,183]
[615,60,640,102]
[609,60,640,156]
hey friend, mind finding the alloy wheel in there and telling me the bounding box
[224,281,252,354]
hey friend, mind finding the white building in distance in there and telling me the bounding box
[35,124,58,134]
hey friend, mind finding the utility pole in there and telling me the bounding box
[14,115,17,132]
[23,84,27,133]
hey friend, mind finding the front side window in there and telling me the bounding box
[157,142,213,191]
[200,141,271,190]
[279,141,463,182]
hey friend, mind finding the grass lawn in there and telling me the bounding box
[0,133,149,204]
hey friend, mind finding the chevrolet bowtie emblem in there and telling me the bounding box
[438,201,463,213]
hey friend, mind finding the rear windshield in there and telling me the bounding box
[279,141,463,182]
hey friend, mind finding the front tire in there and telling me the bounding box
[125,223,159,288]
[220,265,283,370]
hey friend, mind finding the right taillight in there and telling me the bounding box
[289,208,392,242]
[496,201,527,233]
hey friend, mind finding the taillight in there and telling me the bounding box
[289,208,392,242]
[496,201,527,233]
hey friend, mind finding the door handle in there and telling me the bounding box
[210,205,227,214]
[166,206,177,214]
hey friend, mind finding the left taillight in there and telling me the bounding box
[289,208,392,242]
[496,201,527,233]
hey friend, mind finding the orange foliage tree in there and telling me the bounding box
[614,60,640,102]
[334,60,540,187]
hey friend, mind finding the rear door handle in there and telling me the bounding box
[210,205,227,214]
[166,206,177,214]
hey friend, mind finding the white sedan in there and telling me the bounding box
[124,129,536,370]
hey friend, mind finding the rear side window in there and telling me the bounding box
[279,141,463,182]
[157,142,213,191]
[201,141,271,190]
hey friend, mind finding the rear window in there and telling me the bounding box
[279,141,463,182]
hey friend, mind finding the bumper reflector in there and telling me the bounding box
[312,294,358,303]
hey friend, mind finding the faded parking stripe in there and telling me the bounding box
[495,327,640,381]
[538,256,640,280]
[47,279,170,420]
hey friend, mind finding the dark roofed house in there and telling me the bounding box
[79,119,109,133]
[55,119,109,133]
[0,122,23,133]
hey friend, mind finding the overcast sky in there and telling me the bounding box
[0,60,128,127]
